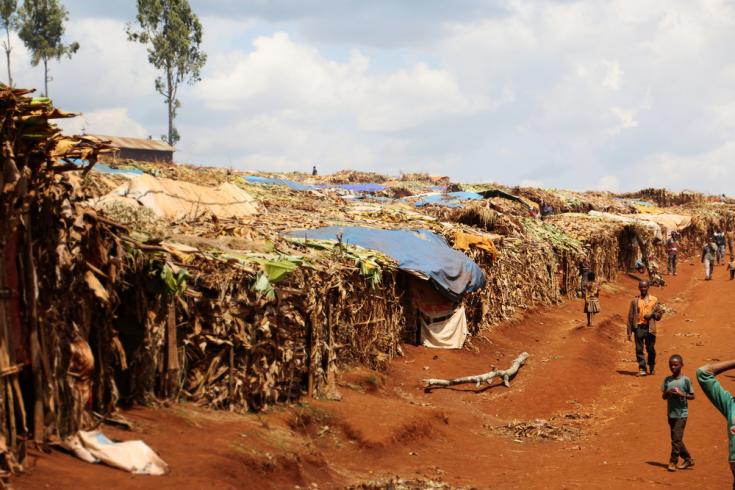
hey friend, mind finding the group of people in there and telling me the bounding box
[580,243,735,482]
[665,228,735,281]
[626,280,735,483]
[701,230,735,280]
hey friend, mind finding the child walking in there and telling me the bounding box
[662,354,695,471]
[583,271,600,326]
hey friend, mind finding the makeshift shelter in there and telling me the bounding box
[286,226,486,349]
[95,173,261,220]
[408,278,468,349]
[286,226,486,302]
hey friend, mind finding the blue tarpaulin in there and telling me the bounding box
[286,226,485,301]
[69,158,145,176]
[335,183,386,193]
[414,192,483,208]
[244,176,315,191]
[93,163,144,176]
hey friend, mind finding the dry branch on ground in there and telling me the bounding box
[422,352,529,389]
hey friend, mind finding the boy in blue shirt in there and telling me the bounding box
[662,354,695,471]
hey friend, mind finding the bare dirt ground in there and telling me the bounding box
[16,255,735,489]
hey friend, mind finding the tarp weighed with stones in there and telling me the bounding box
[95,173,260,219]
[286,226,486,301]
[414,192,482,208]
[244,175,315,191]
[335,183,386,193]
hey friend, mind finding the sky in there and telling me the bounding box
[6,0,735,193]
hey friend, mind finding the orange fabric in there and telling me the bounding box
[637,295,657,325]
[453,230,500,260]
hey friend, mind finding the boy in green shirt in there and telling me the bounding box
[697,360,735,488]
[662,354,695,471]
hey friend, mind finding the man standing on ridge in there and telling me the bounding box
[627,281,663,376]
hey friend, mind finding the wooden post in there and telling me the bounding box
[23,221,43,444]
[165,299,178,398]
[166,300,179,371]
[0,233,10,447]
[228,344,234,408]
[0,243,14,451]
[307,306,318,398]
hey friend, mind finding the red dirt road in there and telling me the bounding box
[16,256,735,489]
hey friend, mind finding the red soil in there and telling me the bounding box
[15,256,735,489]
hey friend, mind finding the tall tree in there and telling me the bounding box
[127,0,206,147]
[17,0,79,97]
[0,0,17,87]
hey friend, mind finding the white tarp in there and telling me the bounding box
[420,306,468,349]
[588,210,663,239]
[94,173,260,220]
[588,210,693,240]
[635,213,692,233]
[63,430,168,475]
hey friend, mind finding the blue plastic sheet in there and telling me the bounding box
[414,192,483,208]
[336,183,386,193]
[286,226,485,301]
[69,158,144,176]
[244,176,315,191]
[93,163,144,175]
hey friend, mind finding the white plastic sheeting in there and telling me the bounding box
[95,173,260,220]
[420,306,468,349]
[63,430,168,475]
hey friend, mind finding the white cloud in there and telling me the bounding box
[602,60,623,90]
[639,142,735,193]
[195,32,490,132]
[58,108,149,138]
[594,175,621,192]
[609,107,639,133]
[7,0,734,192]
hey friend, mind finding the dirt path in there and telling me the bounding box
[16,256,735,489]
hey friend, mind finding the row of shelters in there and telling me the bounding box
[0,87,733,479]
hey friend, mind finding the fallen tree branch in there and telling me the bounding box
[422,352,529,389]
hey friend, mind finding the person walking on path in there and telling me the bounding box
[728,254,735,280]
[702,240,717,280]
[579,253,591,291]
[667,232,679,276]
[715,231,727,265]
[583,271,601,326]
[662,354,695,472]
[696,359,735,489]
[627,280,663,376]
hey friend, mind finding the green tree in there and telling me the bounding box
[0,0,17,87]
[17,0,79,97]
[127,0,206,147]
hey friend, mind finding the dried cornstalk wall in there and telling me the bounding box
[463,238,561,329]
[120,259,406,412]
